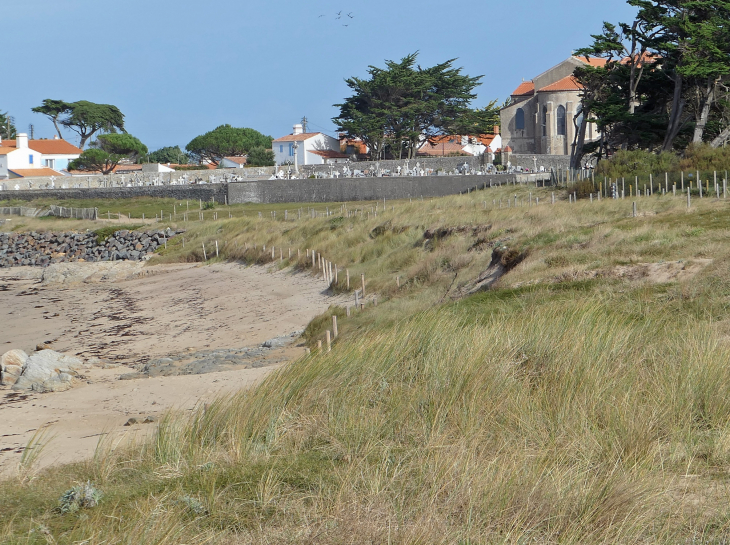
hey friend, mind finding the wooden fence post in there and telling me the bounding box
[332,315,338,338]
[361,273,366,297]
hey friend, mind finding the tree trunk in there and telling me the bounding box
[663,72,685,151]
[692,77,716,144]
[710,125,730,148]
[52,117,63,140]
[571,111,589,170]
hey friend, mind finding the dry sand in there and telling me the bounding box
[0,262,343,476]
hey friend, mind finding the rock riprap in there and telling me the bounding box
[1,349,87,392]
[0,228,183,268]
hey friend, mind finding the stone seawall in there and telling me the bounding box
[228,174,516,204]
[0,228,181,267]
[1,184,228,203]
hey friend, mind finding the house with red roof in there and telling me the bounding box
[273,124,347,167]
[0,133,81,179]
[418,130,502,157]
[500,56,602,156]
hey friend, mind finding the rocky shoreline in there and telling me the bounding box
[0,228,183,268]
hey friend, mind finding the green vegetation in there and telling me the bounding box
[245,146,275,167]
[185,125,273,166]
[573,0,730,166]
[69,134,148,174]
[0,110,16,139]
[32,99,126,149]
[334,52,498,160]
[4,187,730,542]
[148,145,189,165]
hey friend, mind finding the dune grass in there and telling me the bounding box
[3,185,730,542]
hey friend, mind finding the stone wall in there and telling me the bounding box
[228,174,520,204]
[298,155,489,178]
[1,184,228,204]
[0,168,273,191]
[510,154,571,173]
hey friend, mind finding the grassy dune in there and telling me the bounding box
[3,186,730,543]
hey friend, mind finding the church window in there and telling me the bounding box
[542,107,547,136]
[557,105,566,136]
[515,108,525,130]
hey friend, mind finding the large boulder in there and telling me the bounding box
[0,349,28,386]
[12,350,84,393]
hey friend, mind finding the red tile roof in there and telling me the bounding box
[0,146,16,155]
[308,150,350,159]
[511,81,535,96]
[418,141,468,156]
[8,168,66,178]
[0,139,81,155]
[273,132,322,142]
[573,56,608,67]
[224,156,247,165]
[538,75,583,92]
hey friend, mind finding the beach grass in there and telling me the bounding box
[3,185,730,543]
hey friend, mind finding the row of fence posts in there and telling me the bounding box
[196,235,388,354]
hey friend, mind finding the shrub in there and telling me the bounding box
[58,482,102,513]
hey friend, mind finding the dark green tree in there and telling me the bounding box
[148,146,189,164]
[334,53,485,159]
[59,101,126,149]
[31,99,71,139]
[0,111,16,140]
[185,125,273,166]
[69,133,147,175]
[246,146,275,167]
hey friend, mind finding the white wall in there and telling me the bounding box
[273,133,341,166]
[6,148,44,170]
[42,154,78,171]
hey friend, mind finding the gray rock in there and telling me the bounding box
[12,349,84,391]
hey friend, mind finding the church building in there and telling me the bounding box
[500,56,603,156]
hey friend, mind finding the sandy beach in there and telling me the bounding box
[0,262,341,475]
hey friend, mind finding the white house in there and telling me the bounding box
[0,134,80,179]
[273,124,344,167]
[220,156,247,168]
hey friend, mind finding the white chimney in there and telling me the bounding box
[293,124,303,135]
[16,133,28,148]
[53,134,59,140]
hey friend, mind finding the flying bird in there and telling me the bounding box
[319,14,325,17]
[347,12,354,18]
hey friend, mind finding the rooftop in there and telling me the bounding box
[0,139,82,155]
[538,75,583,92]
[8,168,66,178]
[274,132,323,142]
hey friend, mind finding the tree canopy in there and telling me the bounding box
[31,99,126,149]
[572,0,730,167]
[148,146,189,165]
[333,52,489,159]
[0,111,16,140]
[69,133,147,175]
[185,125,273,166]
[246,146,275,167]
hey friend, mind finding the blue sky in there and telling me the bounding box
[3,0,638,151]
